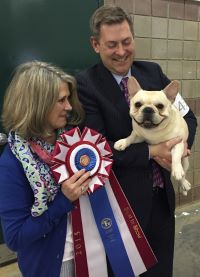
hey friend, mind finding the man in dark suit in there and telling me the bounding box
[76,5,197,277]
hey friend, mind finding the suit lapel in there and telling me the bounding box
[131,65,147,88]
[96,62,130,117]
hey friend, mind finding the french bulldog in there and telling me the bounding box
[114,76,191,195]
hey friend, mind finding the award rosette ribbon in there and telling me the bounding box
[51,127,157,277]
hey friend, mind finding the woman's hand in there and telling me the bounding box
[61,169,91,202]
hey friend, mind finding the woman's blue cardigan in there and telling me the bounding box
[0,145,74,277]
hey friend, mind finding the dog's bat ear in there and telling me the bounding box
[163,80,179,103]
[128,76,142,98]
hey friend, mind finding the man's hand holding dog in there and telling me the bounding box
[149,137,189,171]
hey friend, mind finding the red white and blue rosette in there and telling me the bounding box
[51,127,113,193]
[51,127,157,277]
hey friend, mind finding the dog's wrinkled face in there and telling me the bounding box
[128,77,179,129]
[130,90,171,129]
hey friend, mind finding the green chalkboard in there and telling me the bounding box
[0,0,103,136]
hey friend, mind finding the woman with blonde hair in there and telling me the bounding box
[0,61,91,277]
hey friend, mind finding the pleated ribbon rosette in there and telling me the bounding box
[51,127,113,192]
[51,127,157,277]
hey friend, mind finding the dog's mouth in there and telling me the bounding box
[140,121,159,129]
[133,118,161,129]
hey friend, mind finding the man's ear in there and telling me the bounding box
[90,36,100,53]
[128,76,142,98]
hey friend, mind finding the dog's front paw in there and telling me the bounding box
[172,164,185,181]
[114,139,128,151]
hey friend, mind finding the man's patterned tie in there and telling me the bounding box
[151,160,164,188]
[120,77,130,104]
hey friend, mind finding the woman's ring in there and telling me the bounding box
[81,186,86,194]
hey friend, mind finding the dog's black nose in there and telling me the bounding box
[143,107,154,114]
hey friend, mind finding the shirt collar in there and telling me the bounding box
[112,69,131,85]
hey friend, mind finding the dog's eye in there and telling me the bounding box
[135,102,142,108]
[156,103,164,110]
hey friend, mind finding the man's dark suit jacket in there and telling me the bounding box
[76,60,197,229]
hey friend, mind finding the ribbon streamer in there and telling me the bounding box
[51,127,157,276]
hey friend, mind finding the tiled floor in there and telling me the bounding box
[0,201,200,277]
[0,262,21,277]
[173,201,200,277]
[0,245,19,277]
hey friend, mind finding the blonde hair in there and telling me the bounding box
[2,61,84,138]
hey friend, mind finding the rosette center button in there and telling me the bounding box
[80,155,90,167]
